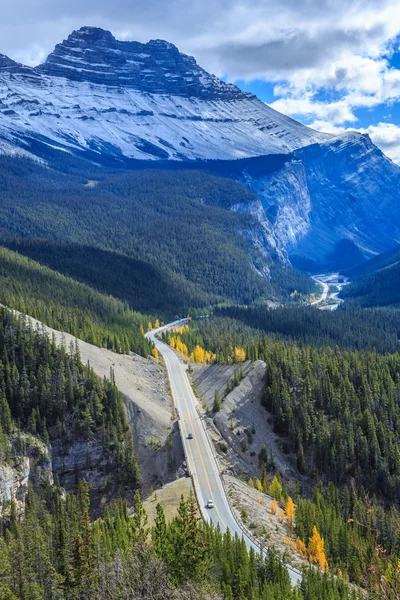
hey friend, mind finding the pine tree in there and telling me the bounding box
[213,390,222,412]
[152,503,169,562]
[131,490,148,543]
[269,476,282,501]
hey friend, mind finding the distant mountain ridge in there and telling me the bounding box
[1,26,400,269]
[36,26,248,99]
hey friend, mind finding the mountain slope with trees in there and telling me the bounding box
[0,244,152,356]
[340,244,400,307]
[0,156,316,313]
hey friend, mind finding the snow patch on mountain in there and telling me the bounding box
[0,27,329,161]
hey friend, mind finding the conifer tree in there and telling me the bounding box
[213,390,222,412]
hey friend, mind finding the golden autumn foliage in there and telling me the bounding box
[139,324,144,336]
[270,498,278,514]
[308,526,328,571]
[193,345,206,364]
[257,497,266,505]
[282,537,297,551]
[175,337,188,356]
[155,319,160,329]
[176,325,189,335]
[296,537,307,557]
[152,347,159,360]
[147,322,153,332]
[255,479,263,492]
[168,331,214,364]
[234,347,246,362]
[248,478,254,488]
[205,350,213,364]
[285,496,295,524]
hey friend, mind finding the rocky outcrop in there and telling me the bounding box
[0,437,53,508]
[0,432,126,513]
[37,27,248,100]
[0,54,19,69]
[232,132,400,266]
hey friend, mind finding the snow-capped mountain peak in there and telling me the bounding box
[36,26,248,101]
[0,27,329,161]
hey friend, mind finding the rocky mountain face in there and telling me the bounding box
[233,133,400,265]
[0,431,123,514]
[0,27,327,161]
[0,26,399,267]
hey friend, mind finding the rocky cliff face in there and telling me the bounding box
[233,133,400,265]
[0,431,125,514]
[0,435,53,509]
[37,27,247,100]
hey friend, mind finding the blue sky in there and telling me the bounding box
[2,0,400,162]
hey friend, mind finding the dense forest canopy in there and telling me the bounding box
[0,245,153,356]
[209,305,400,353]
[0,481,362,600]
[0,156,315,314]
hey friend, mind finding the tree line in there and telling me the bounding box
[0,245,153,356]
[0,480,361,600]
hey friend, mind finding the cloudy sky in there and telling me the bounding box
[3,0,400,162]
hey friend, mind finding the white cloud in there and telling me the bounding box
[358,122,400,163]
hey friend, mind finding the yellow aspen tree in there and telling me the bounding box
[155,319,160,329]
[248,478,254,488]
[270,498,278,514]
[255,479,263,492]
[175,337,183,353]
[152,347,159,360]
[296,537,307,557]
[308,526,328,571]
[147,322,153,332]
[194,345,205,363]
[170,336,176,349]
[257,497,266,505]
[285,496,296,524]
[234,347,246,362]
[139,324,144,336]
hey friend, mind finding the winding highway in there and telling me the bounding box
[311,276,329,304]
[146,321,302,585]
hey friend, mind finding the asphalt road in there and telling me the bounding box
[146,321,302,585]
[311,276,329,304]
